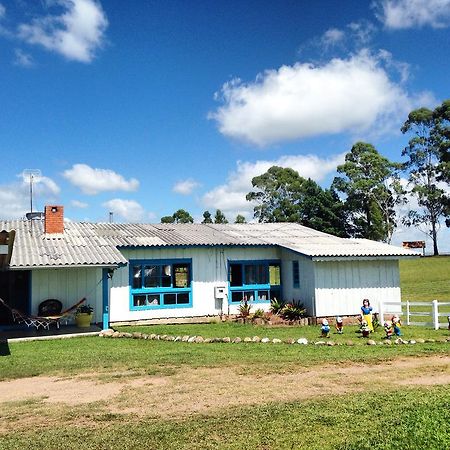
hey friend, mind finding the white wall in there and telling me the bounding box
[109,246,281,322]
[31,267,103,322]
[280,248,316,315]
[313,259,401,317]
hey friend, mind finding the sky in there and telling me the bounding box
[0,0,449,252]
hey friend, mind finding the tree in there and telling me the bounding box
[160,215,174,223]
[332,142,403,242]
[201,211,213,224]
[246,166,347,236]
[161,209,194,224]
[401,107,450,255]
[235,214,246,224]
[214,209,228,224]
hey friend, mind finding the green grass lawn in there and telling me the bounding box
[400,256,450,325]
[400,255,450,301]
[0,385,448,450]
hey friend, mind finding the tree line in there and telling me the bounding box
[161,100,450,255]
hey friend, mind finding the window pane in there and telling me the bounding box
[269,264,281,285]
[147,294,160,306]
[293,261,299,288]
[132,266,142,289]
[230,264,243,286]
[244,264,267,284]
[258,290,269,301]
[174,264,190,288]
[161,265,172,287]
[144,265,161,288]
[163,293,176,305]
[270,288,281,301]
[243,290,254,301]
[177,292,190,304]
[133,295,146,307]
[231,291,243,303]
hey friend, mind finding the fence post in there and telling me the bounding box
[379,301,384,324]
[406,300,410,326]
[432,300,439,330]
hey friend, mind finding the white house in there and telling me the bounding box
[0,205,418,330]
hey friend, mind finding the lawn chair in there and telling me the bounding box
[0,297,86,330]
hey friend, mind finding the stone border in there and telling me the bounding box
[99,329,450,346]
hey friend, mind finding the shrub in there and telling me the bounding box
[76,304,94,314]
[270,298,284,315]
[252,308,265,319]
[280,302,306,321]
[238,299,251,323]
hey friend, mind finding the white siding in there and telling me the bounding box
[31,267,103,322]
[314,259,401,317]
[280,248,316,315]
[109,246,281,322]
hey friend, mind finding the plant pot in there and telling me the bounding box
[75,313,93,328]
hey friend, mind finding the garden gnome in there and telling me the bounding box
[360,320,370,338]
[384,321,394,339]
[321,319,331,338]
[392,315,402,336]
[335,316,344,334]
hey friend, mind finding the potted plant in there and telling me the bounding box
[75,304,94,328]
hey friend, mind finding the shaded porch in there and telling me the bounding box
[0,323,102,341]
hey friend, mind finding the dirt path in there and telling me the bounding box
[0,355,449,426]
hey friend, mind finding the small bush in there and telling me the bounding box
[280,302,306,321]
[252,308,265,319]
[270,298,284,315]
[238,299,251,323]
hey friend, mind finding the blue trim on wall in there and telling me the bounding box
[102,268,109,330]
[128,258,193,311]
[227,259,282,305]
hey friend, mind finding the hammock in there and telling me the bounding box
[0,297,86,330]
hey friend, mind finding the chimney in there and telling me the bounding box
[44,205,64,234]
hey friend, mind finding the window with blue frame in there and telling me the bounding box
[130,259,192,309]
[229,260,281,303]
[292,260,300,288]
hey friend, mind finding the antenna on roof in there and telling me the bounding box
[109,212,114,223]
[22,169,42,233]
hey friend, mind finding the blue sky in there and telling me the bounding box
[0,0,449,251]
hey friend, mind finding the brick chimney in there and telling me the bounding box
[44,205,64,234]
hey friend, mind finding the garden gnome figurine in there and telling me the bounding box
[392,315,402,336]
[360,320,370,338]
[335,316,344,334]
[321,319,330,338]
[384,321,394,339]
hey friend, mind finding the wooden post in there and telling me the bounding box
[432,300,439,330]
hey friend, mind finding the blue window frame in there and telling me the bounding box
[228,260,281,304]
[129,259,192,310]
[292,260,300,289]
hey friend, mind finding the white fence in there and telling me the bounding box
[379,300,450,330]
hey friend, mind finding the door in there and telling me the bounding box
[0,270,31,325]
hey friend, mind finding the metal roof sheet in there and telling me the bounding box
[0,220,418,268]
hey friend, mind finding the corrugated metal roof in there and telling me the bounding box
[0,220,418,268]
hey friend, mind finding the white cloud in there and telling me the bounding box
[173,179,200,195]
[321,28,345,49]
[63,164,139,195]
[71,199,88,208]
[0,173,60,219]
[210,50,418,146]
[102,198,145,223]
[377,0,450,29]
[18,0,108,63]
[14,48,33,67]
[0,4,5,19]
[202,153,345,220]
